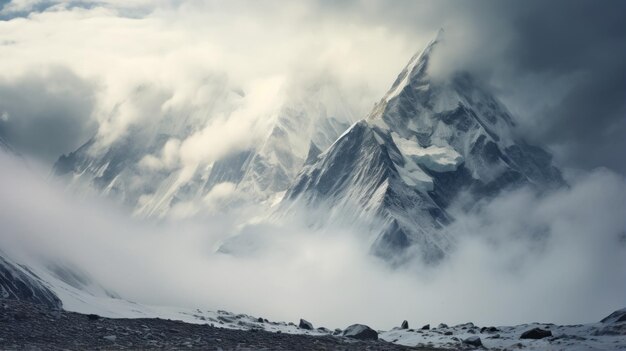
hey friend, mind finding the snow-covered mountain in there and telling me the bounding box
[281,33,564,264]
[53,84,352,218]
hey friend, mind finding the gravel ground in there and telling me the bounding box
[0,299,441,350]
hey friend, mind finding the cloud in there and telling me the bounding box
[2,0,623,174]
[0,1,423,168]
[1,151,624,329]
[0,67,97,163]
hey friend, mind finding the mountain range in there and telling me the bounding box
[52,32,564,265]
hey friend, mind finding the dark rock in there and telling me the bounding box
[257,317,264,323]
[401,320,409,329]
[520,328,552,339]
[444,331,453,336]
[463,336,482,347]
[333,328,342,336]
[87,314,100,321]
[487,334,501,339]
[437,323,448,329]
[467,329,476,334]
[421,324,430,330]
[342,324,378,340]
[480,326,499,333]
[299,319,313,330]
[13,312,27,321]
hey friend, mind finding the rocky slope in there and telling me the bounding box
[0,299,425,351]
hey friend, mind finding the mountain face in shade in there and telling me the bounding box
[0,253,61,309]
[282,34,564,264]
[53,84,352,218]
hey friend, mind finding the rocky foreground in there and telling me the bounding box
[2,298,626,350]
[0,299,437,351]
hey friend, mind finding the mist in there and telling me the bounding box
[1,152,624,330]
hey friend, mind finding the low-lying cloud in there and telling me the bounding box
[1,152,624,330]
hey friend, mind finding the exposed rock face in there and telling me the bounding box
[400,320,409,329]
[342,324,379,340]
[0,254,61,309]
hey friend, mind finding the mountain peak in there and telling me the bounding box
[385,32,440,101]
[283,32,564,263]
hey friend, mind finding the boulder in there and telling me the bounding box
[437,323,448,329]
[342,324,378,340]
[463,336,482,347]
[299,319,314,330]
[480,326,499,333]
[87,314,100,321]
[520,328,552,339]
[421,324,430,330]
[401,320,409,329]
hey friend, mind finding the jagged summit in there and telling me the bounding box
[282,34,564,264]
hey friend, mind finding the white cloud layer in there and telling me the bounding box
[0,0,428,166]
[0,152,624,330]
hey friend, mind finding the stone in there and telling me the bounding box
[480,326,499,333]
[463,336,482,347]
[520,328,552,339]
[299,319,313,330]
[421,324,430,330]
[342,324,378,340]
[401,320,409,329]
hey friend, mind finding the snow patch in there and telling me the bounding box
[391,132,463,172]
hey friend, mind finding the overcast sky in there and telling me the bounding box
[0,0,624,174]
